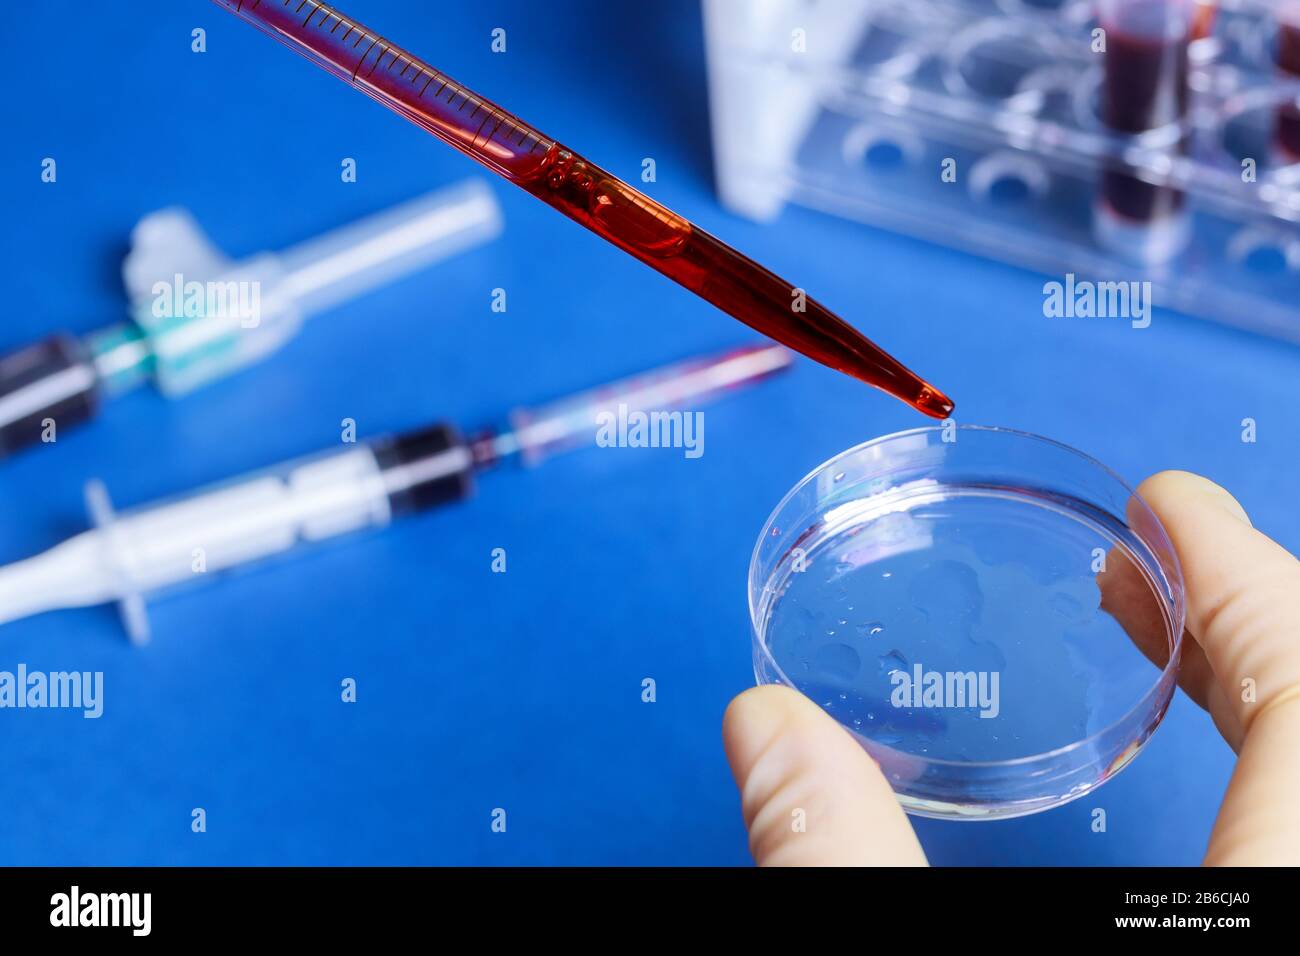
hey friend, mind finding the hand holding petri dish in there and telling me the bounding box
[749,426,1184,820]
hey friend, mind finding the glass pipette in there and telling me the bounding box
[0,179,502,457]
[211,0,954,419]
[0,343,792,644]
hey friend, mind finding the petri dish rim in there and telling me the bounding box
[747,423,1185,772]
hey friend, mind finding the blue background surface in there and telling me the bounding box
[0,0,1296,865]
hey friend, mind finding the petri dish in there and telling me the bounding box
[748,425,1184,820]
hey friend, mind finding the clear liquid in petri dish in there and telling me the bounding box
[759,486,1176,770]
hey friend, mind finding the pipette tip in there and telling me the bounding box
[914,383,955,420]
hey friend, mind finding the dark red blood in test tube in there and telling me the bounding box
[1099,1,1191,226]
[1277,10,1300,161]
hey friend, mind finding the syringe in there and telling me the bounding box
[0,344,792,644]
[211,0,954,419]
[0,179,502,457]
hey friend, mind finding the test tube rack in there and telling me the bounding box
[704,0,1300,341]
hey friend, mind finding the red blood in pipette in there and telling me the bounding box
[212,0,953,418]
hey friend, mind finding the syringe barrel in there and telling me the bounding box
[131,180,503,397]
[102,446,394,597]
[95,423,474,602]
[277,179,503,317]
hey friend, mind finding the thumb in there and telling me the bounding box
[722,685,928,866]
